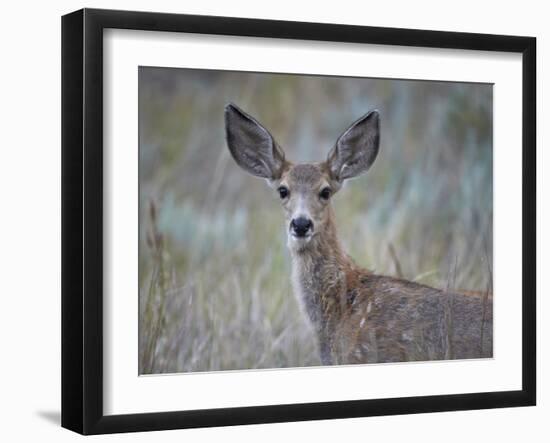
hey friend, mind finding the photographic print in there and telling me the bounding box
[62,10,536,433]
[138,67,493,375]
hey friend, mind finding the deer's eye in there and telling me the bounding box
[278,186,289,199]
[319,187,331,200]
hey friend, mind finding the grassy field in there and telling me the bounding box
[138,68,493,374]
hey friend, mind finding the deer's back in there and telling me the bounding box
[333,274,493,364]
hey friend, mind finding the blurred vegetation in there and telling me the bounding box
[138,67,493,374]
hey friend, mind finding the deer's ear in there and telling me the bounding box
[327,110,380,182]
[225,103,286,180]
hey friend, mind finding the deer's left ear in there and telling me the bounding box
[326,110,380,182]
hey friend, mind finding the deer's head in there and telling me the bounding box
[225,103,380,253]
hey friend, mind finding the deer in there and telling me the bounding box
[224,103,493,365]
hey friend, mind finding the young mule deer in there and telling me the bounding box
[225,103,492,365]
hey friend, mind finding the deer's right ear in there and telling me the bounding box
[224,103,286,180]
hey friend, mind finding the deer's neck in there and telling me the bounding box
[289,208,352,344]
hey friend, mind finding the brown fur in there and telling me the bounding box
[284,180,493,364]
[277,163,492,366]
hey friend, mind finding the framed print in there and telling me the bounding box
[61,8,536,435]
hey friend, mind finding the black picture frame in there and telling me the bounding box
[61,8,536,435]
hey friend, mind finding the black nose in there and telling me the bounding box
[291,217,313,237]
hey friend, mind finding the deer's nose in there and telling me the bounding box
[291,217,313,237]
